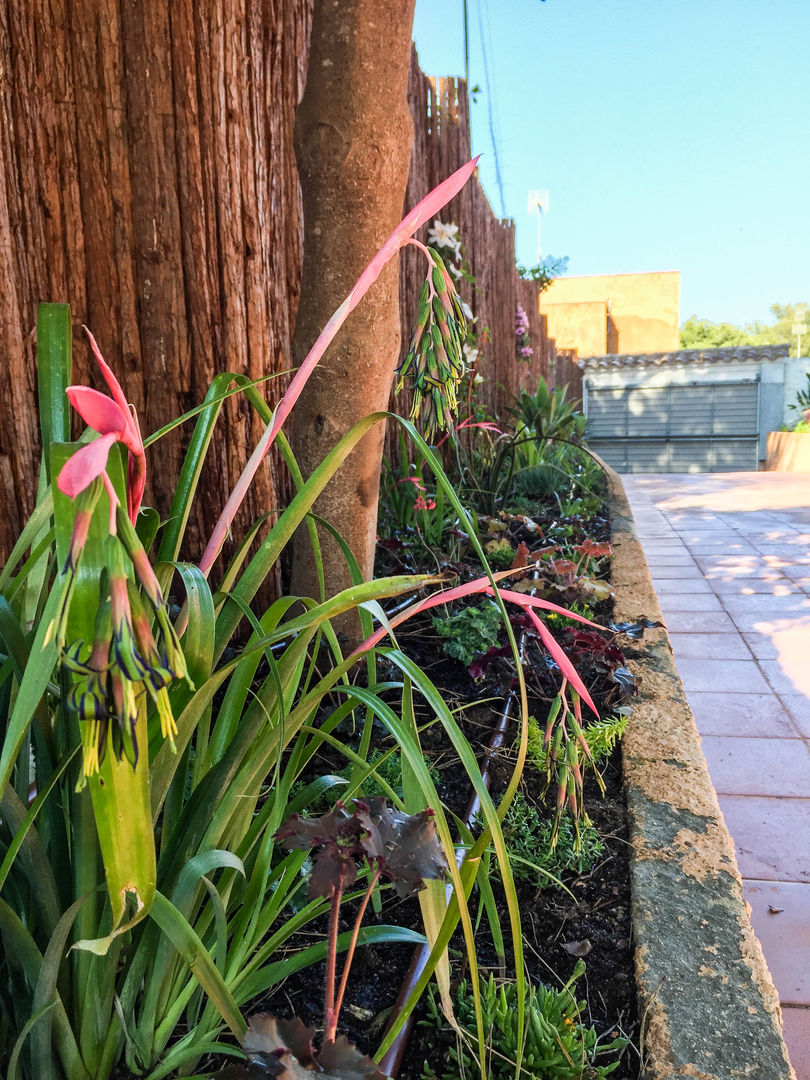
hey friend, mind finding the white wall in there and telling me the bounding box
[783,357,810,425]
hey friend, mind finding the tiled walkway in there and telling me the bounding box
[621,471,810,1078]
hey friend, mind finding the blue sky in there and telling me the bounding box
[412,0,810,327]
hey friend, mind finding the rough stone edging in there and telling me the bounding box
[606,466,795,1080]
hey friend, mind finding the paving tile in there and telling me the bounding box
[782,565,810,580]
[676,658,771,693]
[639,541,689,553]
[685,540,759,554]
[710,577,801,596]
[648,576,714,593]
[722,593,810,614]
[758,659,810,698]
[700,736,810,797]
[677,530,741,545]
[695,558,782,579]
[644,555,701,568]
[687,693,796,737]
[718,796,810,881]
[781,696,810,740]
[781,1006,810,1080]
[655,593,724,612]
[663,611,738,633]
[668,632,751,660]
[742,881,810,1003]
[742,632,809,660]
[729,611,810,635]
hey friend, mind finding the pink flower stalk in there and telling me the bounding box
[57,328,145,524]
[199,156,480,576]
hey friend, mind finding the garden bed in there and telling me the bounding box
[247,489,645,1080]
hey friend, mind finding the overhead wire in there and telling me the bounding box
[475,0,507,219]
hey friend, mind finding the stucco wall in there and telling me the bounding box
[541,270,680,356]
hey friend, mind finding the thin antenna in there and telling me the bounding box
[527,190,549,261]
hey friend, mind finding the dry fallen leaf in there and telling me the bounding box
[562,939,592,957]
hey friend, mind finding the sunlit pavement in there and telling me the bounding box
[621,471,810,1078]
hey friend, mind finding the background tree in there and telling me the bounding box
[680,302,809,355]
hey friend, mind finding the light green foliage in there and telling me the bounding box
[582,713,629,766]
[502,791,604,886]
[2,303,529,1080]
[517,254,569,293]
[424,965,626,1080]
[680,301,808,355]
[433,601,504,667]
[527,712,628,776]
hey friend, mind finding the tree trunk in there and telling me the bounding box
[290,0,416,616]
[0,1,313,578]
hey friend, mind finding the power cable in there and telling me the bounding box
[476,0,507,218]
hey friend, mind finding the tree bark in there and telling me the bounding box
[0,1,313,578]
[290,0,416,615]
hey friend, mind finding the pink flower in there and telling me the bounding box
[414,495,436,511]
[57,329,145,523]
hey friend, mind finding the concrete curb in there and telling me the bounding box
[606,466,795,1080]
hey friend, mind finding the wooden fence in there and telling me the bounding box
[391,47,582,449]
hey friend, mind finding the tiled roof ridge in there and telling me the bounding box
[577,343,790,370]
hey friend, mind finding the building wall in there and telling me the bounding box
[541,271,680,356]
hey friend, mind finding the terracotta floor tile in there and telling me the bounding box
[676,658,771,693]
[742,881,810,1003]
[781,1007,810,1080]
[663,611,738,633]
[656,592,724,612]
[781,696,810,740]
[700,736,810,797]
[686,693,796,737]
[718,796,810,881]
[668,633,751,660]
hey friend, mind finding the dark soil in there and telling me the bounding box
[247,499,642,1079]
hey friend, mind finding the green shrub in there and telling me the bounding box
[433,600,504,666]
[423,965,626,1080]
[502,791,604,886]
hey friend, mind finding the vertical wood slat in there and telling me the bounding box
[0,0,314,565]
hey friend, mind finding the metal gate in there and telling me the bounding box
[585,380,760,473]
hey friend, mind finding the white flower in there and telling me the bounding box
[473,373,484,385]
[448,261,463,278]
[428,220,461,256]
[463,344,480,366]
[460,299,475,322]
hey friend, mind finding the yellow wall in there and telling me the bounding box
[540,271,680,356]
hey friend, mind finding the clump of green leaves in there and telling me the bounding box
[423,964,626,1080]
[502,791,604,887]
[527,712,628,773]
[433,600,504,667]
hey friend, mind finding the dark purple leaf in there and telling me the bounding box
[211,1014,392,1080]
[611,666,640,696]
